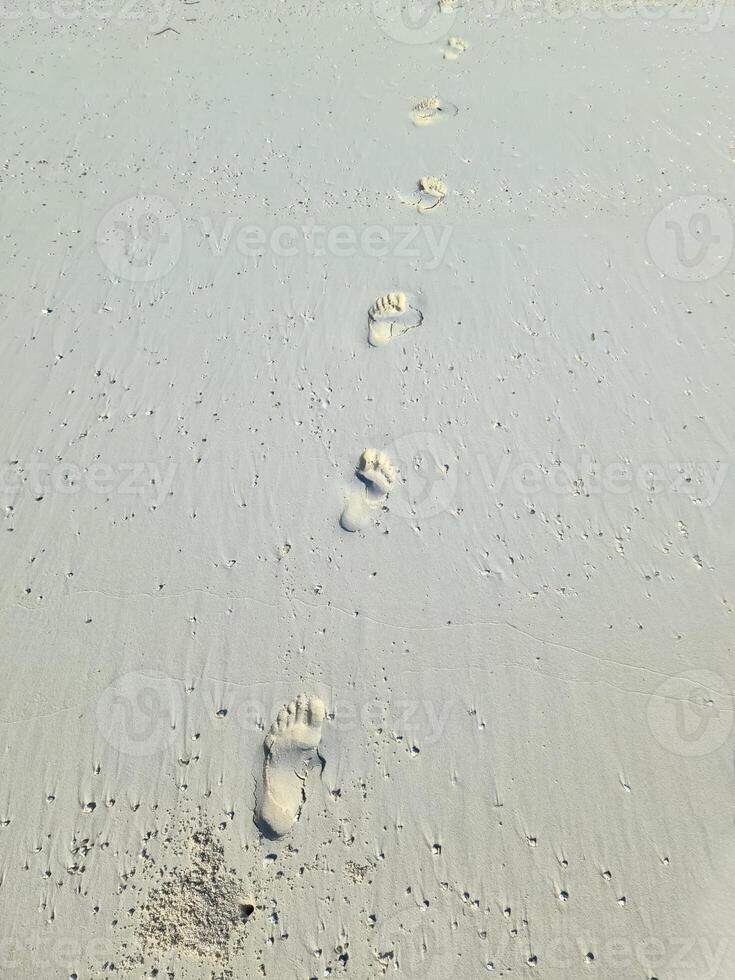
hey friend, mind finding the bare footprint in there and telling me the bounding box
[340,448,396,532]
[444,36,468,60]
[399,176,447,213]
[410,97,459,127]
[367,292,423,347]
[255,694,325,839]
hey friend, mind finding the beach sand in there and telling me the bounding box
[1,0,734,975]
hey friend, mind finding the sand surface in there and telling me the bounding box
[1,0,734,976]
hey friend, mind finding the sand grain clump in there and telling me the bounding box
[136,827,254,964]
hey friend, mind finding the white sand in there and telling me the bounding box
[1,0,734,975]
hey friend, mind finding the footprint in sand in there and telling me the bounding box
[410,97,459,127]
[255,694,325,838]
[340,448,396,532]
[399,176,448,213]
[367,292,423,347]
[444,36,468,60]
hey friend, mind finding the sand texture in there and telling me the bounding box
[1,0,734,976]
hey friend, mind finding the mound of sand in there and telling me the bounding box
[136,827,255,966]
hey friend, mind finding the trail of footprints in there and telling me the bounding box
[336,25,463,536]
[252,9,470,845]
[249,10,470,850]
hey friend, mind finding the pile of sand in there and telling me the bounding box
[136,827,255,969]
